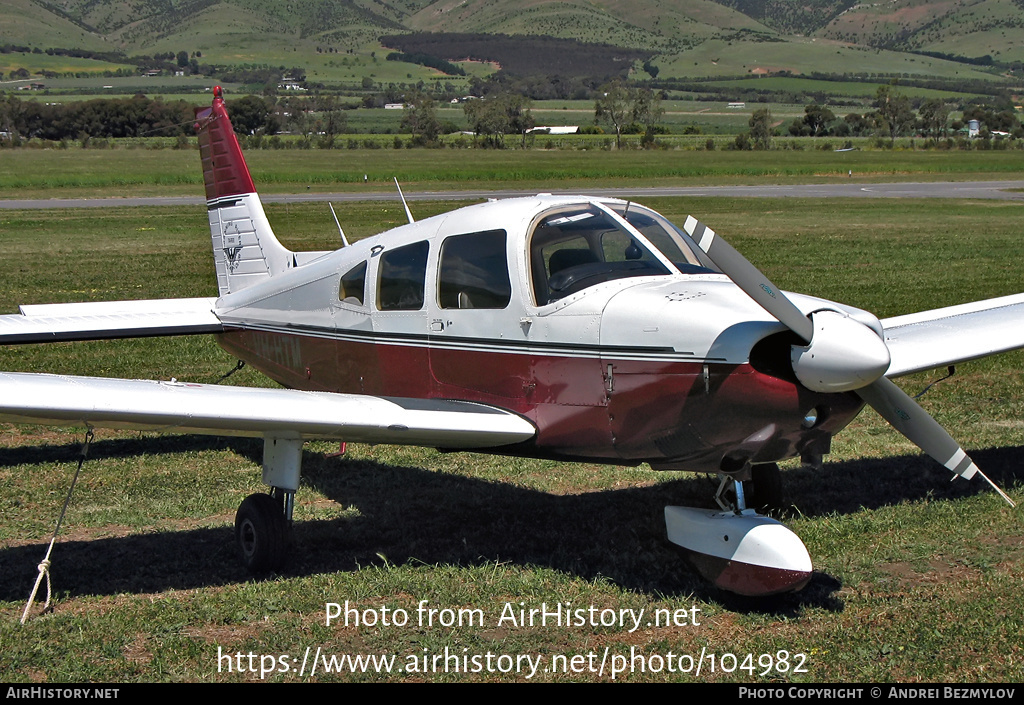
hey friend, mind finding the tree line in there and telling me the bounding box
[782,86,1021,143]
[733,85,1022,151]
[0,94,194,140]
[0,94,339,142]
[2,83,1019,150]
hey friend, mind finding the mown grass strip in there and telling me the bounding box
[1,148,1023,199]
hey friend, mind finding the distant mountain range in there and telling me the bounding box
[3,0,1023,80]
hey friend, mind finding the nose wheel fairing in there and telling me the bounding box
[665,506,813,596]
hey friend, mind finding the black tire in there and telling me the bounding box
[235,493,289,573]
[750,463,784,513]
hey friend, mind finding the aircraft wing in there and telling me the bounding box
[0,372,536,448]
[0,297,535,448]
[882,292,1024,377]
[0,298,222,344]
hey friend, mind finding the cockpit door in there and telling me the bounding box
[427,229,530,401]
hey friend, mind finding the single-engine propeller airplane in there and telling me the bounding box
[1,87,1021,597]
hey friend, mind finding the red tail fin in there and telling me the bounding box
[194,86,257,200]
[193,88,291,296]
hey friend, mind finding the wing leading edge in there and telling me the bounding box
[0,372,536,447]
[882,293,1024,378]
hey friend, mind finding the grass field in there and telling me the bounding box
[656,37,1003,82]
[0,175,1022,681]
[2,148,1024,200]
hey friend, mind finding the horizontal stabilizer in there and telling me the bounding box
[0,372,537,447]
[0,298,222,344]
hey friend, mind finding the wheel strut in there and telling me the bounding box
[714,474,748,513]
[270,485,295,522]
[234,436,304,574]
[714,463,784,514]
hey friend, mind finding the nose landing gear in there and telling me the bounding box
[666,464,810,596]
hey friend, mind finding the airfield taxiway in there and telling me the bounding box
[2,180,1023,210]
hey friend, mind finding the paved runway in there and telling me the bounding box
[2,180,1023,209]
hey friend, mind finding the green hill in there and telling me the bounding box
[819,0,1024,63]
[1,0,112,52]
[1,0,1021,84]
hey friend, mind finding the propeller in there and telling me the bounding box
[681,216,1015,508]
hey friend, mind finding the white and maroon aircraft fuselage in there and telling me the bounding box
[201,102,864,475]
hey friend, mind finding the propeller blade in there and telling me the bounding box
[857,377,1015,507]
[682,214,1012,507]
[682,216,814,342]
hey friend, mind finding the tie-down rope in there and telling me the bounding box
[20,429,94,624]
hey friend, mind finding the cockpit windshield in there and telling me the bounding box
[606,203,720,275]
[529,203,717,306]
[530,205,671,305]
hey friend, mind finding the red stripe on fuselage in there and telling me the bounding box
[216,328,863,470]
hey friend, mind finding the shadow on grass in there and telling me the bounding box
[0,433,260,467]
[0,436,1020,615]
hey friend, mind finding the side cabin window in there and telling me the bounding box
[378,241,428,311]
[339,261,367,305]
[438,230,511,309]
[530,206,669,305]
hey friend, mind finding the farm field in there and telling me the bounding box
[3,75,230,99]
[655,38,1002,83]
[696,77,987,102]
[0,54,136,77]
[0,187,1021,682]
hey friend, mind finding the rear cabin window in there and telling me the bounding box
[378,241,428,311]
[438,230,511,309]
[339,261,367,305]
[530,206,669,305]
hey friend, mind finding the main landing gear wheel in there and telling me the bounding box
[749,463,784,513]
[235,492,290,573]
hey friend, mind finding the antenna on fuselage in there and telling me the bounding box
[394,177,415,224]
[328,203,350,247]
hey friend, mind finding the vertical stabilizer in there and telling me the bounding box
[194,87,292,296]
